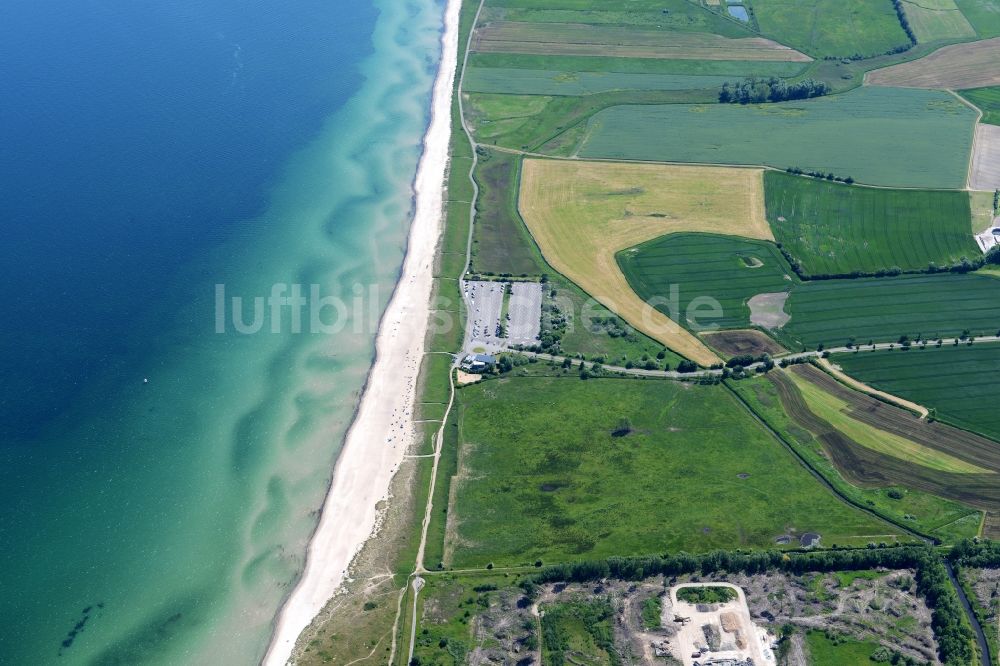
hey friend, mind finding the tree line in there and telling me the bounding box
[521,545,975,665]
[719,77,830,104]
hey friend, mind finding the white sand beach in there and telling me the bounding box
[261,0,461,661]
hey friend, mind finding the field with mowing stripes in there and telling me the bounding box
[900,0,977,43]
[955,0,1000,37]
[579,87,976,188]
[751,0,912,58]
[618,233,793,331]
[618,233,1000,349]
[835,343,1000,442]
[764,172,978,276]
[443,376,904,567]
[960,85,1000,125]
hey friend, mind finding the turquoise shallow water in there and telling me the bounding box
[0,0,443,662]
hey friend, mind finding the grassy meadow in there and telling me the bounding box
[578,86,977,188]
[468,52,809,77]
[805,630,882,665]
[764,171,978,276]
[750,0,911,58]
[442,376,905,568]
[960,86,1000,125]
[463,68,736,96]
[834,343,1000,443]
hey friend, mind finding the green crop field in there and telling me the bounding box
[751,0,912,58]
[463,67,735,95]
[618,233,793,332]
[443,376,903,568]
[480,0,756,37]
[467,53,809,77]
[900,0,977,43]
[578,87,977,188]
[834,343,1000,443]
[960,86,1000,125]
[618,233,1000,349]
[783,273,1000,348]
[764,171,978,276]
[955,0,1000,37]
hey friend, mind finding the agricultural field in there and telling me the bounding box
[764,171,978,276]
[470,20,810,61]
[617,233,793,332]
[478,0,757,37]
[617,232,1000,349]
[463,67,736,95]
[955,0,1000,38]
[578,86,977,188]
[783,272,1000,348]
[970,123,1000,191]
[441,376,905,568]
[833,342,1000,443]
[467,52,809,77]
[765,364,1000,537]
[900,0,977,43]
[749,0,912,59]
[518,159,772,365]
[960,85,1000,125]
[701,329,787,357]
[731,374,983,543]
[866,35,1000,88]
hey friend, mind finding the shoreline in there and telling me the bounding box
[261,0,462,660]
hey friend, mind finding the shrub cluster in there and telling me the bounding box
[719,77,829,104]
[785,166,854,184]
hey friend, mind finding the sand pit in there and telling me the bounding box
[748,292,790,329]
[669,583,775,666]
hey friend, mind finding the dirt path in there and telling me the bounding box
[817,357,929,418]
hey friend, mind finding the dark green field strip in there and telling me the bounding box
[765,172,978,276]
[468,52,808,77]
[959,86,1000,125]
[481,0,754,37]
[464,67,734,95]
[618,233,793,330]
[835,343,1000,443]
[784,274,1000,347]
[769,369,1000,515]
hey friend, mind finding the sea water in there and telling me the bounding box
[0,0,443,662]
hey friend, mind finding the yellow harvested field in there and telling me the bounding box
[472,22,812,61]
[970,123,1000,191]
[866,36,1000,88]
[518,159,771,365]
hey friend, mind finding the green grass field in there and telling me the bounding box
[764,171,978,276]
[444,376,903,568]
[618,233,793,331]
[834,343,1000,443]
[618,233,1000,349]
[751,0,912,58]
[955,0,1000,37]
[464,68,736,96]
[901,0,977,42]
[730,376,982,543]
[805,629,882,665]
[468,52,809,77]
[578,86,977,188]
[960,86,1000,125]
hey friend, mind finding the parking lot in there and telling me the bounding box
[463,280,543,352]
